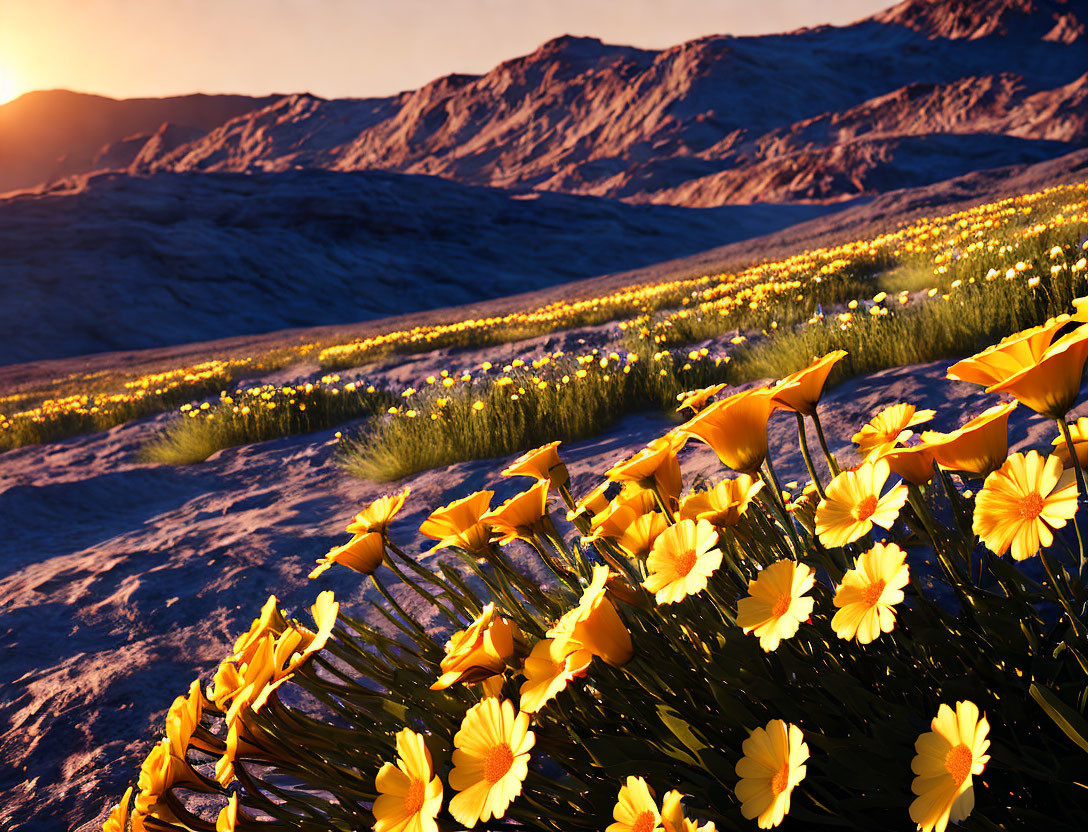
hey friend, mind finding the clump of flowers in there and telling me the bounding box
[105,307,1088,831]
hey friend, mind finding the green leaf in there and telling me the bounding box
[1030,682,1088,754]
[656,704,708,755]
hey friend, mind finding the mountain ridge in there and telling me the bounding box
[3,0,1085,203]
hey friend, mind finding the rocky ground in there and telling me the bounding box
[0,322,1081,831]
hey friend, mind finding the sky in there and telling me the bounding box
[0,0,894,105]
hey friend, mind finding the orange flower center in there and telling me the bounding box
[674,547,698,577]
[1018,491,1045,521]
[853,494,879,522]
[862,579,887,607]
[403,777,426,815]
[944,743,974,786]
[771,594,792,618]
[771,762,792,795]
[632,810,657,832]
[484,742,515,784]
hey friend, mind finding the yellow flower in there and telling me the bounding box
[483,480,550,545]
[679,474,763,527]
[815,458,908,548]
[216,793,257,832]
[921,401,1017,478]
[448,699,534,828]
[987,324,1088,418]
[419,490,495,554]
[501,441,569,488]
[1052,416,1088,469]
[947,316,1069,388]
[548,565,634,666]
[851,402,936,457]
[642,519,721,604]
[770,350,847,416]
[102,787,134,832]
[831,542,910,644]
[606,776,662,832]
[374,728,444,832]
[309,531,384,578]
[661,790,716,832]
[734,719,809,829]
[909,701,990,832]
[882,443,938,486]
[518,637,592,713]
[676,382,726,413]
[680,387,777,474]
[736,560,815,651]
[607,433,685,502]
[432,603,522,690]
[972,450,1078,560]
[346,487,410,535]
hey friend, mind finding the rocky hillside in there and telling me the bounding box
[0,170,828,364]
[3,1,1085,205]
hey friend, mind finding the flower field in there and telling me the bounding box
[104,300,1088,830]
[3,184,1085,462]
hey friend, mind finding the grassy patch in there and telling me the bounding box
[338,346,729,481]
[341,225,1088,480]
[141,379,393,464]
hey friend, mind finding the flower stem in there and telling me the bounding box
[1057,417,1088,580]
[811,409,841,477]
[796,412,827,499]
[761,456,803,557]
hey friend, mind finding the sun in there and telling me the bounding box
[0,63,22,105]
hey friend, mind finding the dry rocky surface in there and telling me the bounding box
[0,325,1082,831]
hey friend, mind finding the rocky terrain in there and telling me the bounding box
[3,0,1084,206]
[2,320,1082,831]
[0,169,829,365]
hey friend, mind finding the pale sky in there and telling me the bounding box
[0,0,894,104]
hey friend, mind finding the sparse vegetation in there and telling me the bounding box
[140,377,392,464]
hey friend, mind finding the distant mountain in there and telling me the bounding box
[131,0,1088,205]
[0,170,830,364]
[0,91,276,193]
[1,1,1084,205]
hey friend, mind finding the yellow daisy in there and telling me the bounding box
[661,789,717,832]
[735,560,815,651]
[972,450,1078,560]
[831,542,910,644]
[518,637,592,713]
[346,487,410,535]
[448,699,534,828]
[431,603,522,691]
[102,787,134,832]
[606,775,663,832]
[308,531,384,578]
[679,474,763,528]
[548,565,634,666]
[501,441,569,488]
[909,701,990,832]
[815,458,908,548]
[851,402,936,457]
[642,519,721,604]
[734,719,809,829]
[374,728,444,832]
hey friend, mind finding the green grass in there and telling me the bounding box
[140,380,393,464]
[341,226,1088,481]
[338,346,730,481]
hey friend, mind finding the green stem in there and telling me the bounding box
[1039,548,1088,640]
[1058,417,1088,580]
[796,412,827,499]
[761,457,803,557]
[811,409,841,477]
[369,572,428,638]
